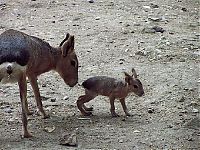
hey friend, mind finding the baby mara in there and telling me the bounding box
[77,68,144,117]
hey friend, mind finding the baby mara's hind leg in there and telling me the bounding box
[77,91,96,116]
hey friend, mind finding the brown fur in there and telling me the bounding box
[77,68,144,117]
[0,29,78,137]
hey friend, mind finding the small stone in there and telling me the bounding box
[87,0,94,3]
[125,23,130,27]
[150,3,159,8]
[95,17,100,20]
[181,7,187,11]
[192,108,199,113]
[50,98,56,102]
[125,49,129,52]
[190,101,199,106]
[179,96,185,102]
[135,50,146,56]
[133,23,141,26]
[167,124,173,128]
[187,137,193,141]
[152,26,165,33]
[42,83,47,87]
[119,61,124,64]
[148,17,162,22]
[119,58,125,61]
[179,58,185,62]
[143,6,151,9]
[63,96,69,100]
[60,129,78,147]
[119,58,125,64]
[119,139,124,143]
[121,118,126,121]
[20,28,26,30]
[10,128,16,131]
[133,130,140,133]
[4,107,13,113]
[180,110,187,113]
[169,32,174,35]
[44,126,56,133]
[147,108,155,113]
[122,30,129,34]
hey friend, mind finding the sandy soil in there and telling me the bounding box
[0,0,199,149]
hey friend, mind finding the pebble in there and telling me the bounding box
[190,101,198,106]
[143,6,151,9]
[150,3,159,8]
[152,26,165,33]
[50,98,56,102]
[148,17,162,22]
[119,139,124,143]
[95,17,100,20]
[181,7,187,12]
[178,96,185,102]
[63,96,69,100]
[133,130,140,133]
[10,128,16,131]
[187,137,193,141]
[42,83,47,87]
[44,126,56,133]
[147,108,155,113]
[135,50,147,56]
[19,28,26,30]
[59,129,78,147]
[133,23,141,26]
[192,108,199,113]
[87,0,94,3]
[4,107,13,113]
[167,124,173,128]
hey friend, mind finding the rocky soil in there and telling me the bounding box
[0,0,199,149]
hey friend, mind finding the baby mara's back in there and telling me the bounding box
[82,76,127,97]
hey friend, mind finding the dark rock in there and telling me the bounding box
[50,98,56,102]
[88,0,94,3]
[150,3,159,8]
[181,7,187,11]
[147,108,155,113]
[152,26,165,33]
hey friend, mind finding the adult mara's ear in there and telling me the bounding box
[59,33,70,47]
[61,35,75,57]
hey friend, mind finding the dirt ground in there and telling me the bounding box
[0,0,199,149]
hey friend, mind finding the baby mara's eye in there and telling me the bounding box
[133,85,138,89]
[71,60,77,67]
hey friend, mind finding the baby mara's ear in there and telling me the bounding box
[124,72,133,84]
[131,68,138,78]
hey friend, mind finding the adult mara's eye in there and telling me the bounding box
[71,60,77,67]
[133,85,138,88]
